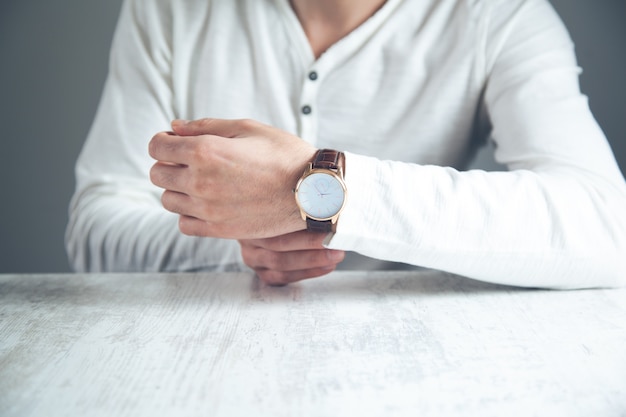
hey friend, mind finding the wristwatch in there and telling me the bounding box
[294,149,347,233]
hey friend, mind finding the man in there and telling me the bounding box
[67,0,626,288]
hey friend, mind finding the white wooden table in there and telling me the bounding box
[1,271,625,417]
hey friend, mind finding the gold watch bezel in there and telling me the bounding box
[294,164,347,223]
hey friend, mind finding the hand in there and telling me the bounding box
[149,118,316,239]
[239,231,345,285]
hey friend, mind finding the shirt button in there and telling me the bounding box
[308,71,318,81]
[301,105,312,115]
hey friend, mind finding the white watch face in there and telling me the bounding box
[297,172,346,220]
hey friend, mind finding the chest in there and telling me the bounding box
[173,0,489,167]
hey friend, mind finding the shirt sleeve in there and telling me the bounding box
[327,0,626,289]
[65,0,243,272]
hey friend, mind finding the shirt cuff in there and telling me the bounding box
[323,151,384,251]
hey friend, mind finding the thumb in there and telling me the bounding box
[171,118,254,138]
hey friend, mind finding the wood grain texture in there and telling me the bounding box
[1,271,625,417]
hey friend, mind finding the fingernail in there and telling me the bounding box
[328,250,345,262]
[172,119,190,127]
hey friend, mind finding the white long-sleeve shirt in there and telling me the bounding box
[66,0,626,288]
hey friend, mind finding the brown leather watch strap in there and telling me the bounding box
[306,149,344,233]
[306,218,333,233]
[312,149,341,170]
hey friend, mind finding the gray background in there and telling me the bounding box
[0,1,624,273]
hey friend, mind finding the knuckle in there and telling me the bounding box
[198,117,215,128]
[185,118,214,132]
[190,140,213,164]
[238,118,256,129]
[148,132,164,157]
[150,131,178,159]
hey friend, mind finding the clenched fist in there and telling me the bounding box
[149,118,317,239]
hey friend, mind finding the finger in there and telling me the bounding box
[177,214,213,237]
[148,131,198,165]
[161,191,232,234]
[171,118,266,138]
[256,265,337,286]
[150,161,189,193]
[244,230,329,252]
[178,214,237,239]
[240,241,345,272]
[160,190,196,216]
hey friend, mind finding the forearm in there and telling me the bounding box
[65,184,243,273]
[328,153,626,289]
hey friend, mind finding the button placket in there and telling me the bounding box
[299,67,320,143]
